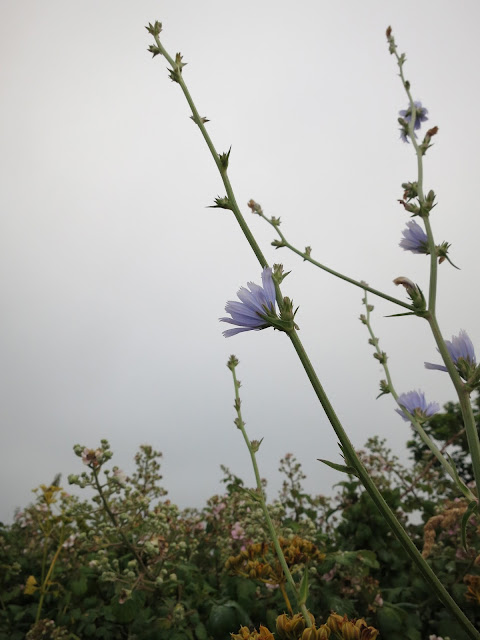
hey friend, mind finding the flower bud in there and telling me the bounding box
[401,181,418,199]
[231,626,253,640]
[341,621,358,640]
[276,613,311,640]
[258,627,275,640]
[373,351,387,365]
[325,613,345,634]
[393,277,426,311]
[247,199,263,215]
[301,626,331,640]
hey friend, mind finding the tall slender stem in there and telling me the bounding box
[229,359,312,626]
[152,34,268,271]
[257,211,414,311]
[363,292,475,501]
[150,27,480,637]
[35,534,64,624]
[427,314,480,496]
[287,329,479,639]
[391,34,480,501]
[392,41,438,314]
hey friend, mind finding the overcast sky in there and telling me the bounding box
[1,1,480,523]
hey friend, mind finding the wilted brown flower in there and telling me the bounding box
[325,613,379,640]
[276,613,314,640]
[422,500,468,558]
[465,574,480,604]
[231,625,275,640]
[301,625,331,640]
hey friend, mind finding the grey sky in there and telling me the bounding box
[1,1,480,523]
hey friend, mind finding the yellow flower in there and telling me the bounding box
[301,625,331,640]
[231,625,274,640]
[276,613,314,640]
[39,484,62,505]
[24,575,39,595]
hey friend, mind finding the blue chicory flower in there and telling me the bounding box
[220,267,277,337]
[399,220,429,254]
[395,390,439,423]
[425,330,476,376]
[399,100,428,143]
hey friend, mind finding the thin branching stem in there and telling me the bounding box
[92,468,152,579]
[150,26,480,638]
[391,35,480,503]
[258,210,415,311]
[362,291,475,501]
[229,358,312,626]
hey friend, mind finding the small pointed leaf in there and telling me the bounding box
[461,500,478,551]
[318,459,357,476]
[298,568,309,606]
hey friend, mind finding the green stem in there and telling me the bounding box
[39,539,48,596]
[423,215,438,314]
[153,34,268,271]
[394,47,439,314]
[363,292,475,501]
[287,328,479,639]
[261,214,414,312]
[427,315,480,498]
[92,469,152,579]
[392,43,480,501]
[229,360,312,627]
[35,529,65,624]
[151,29,479,637]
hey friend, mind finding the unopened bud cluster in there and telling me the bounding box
[234,612,379,640]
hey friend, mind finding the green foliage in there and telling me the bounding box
[0,436,479,638]
[407,395,480,485]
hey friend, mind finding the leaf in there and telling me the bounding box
[298,568,309,606]
[385,312,415,317]
[328,551,357,566]
[111,598,137,624]
[323,595,355,618]
[356,550,379,569]
[437,616,470,640]
[461,500,478,550]
[70,576,88,596]
[195,622,208,640]
[376,603,405,634]
[207,603,244,638]
[317,459,357,476]
[236,579,257,610]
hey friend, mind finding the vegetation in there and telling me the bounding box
[1,401,479,639]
